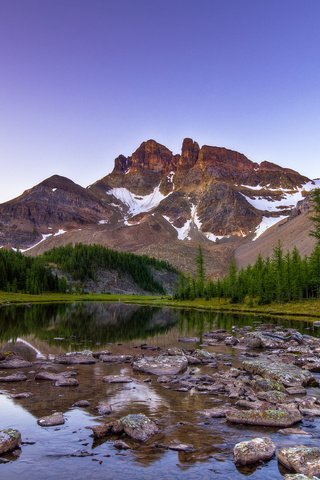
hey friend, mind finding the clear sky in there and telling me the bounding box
[0,0,319,203]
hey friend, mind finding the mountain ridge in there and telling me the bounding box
[0,138,318,277]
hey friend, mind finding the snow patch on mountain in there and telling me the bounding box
[107,185,171,216]
[253,216,288,240]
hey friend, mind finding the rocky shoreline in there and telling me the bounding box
[1,322,320,477]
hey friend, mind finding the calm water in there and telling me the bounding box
[0,302,320,480]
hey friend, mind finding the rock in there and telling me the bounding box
[0,429,21,454]
[55,377,79,387]
[199,407,232,418]
[257,390,288,404]
[300,407,320,416]
[242,359,317,387]
[185,355,202,365]
[279,428,311,436]
[113,440,130,450]
[54,353,96,365]
[278,446,320,477]
[287,386,307,395]
[92,350,111,358]
[72,400,90,407]
[91,413,159,442]
[102,375,133,383]
[99,355,132,363]
[0,356,32,369]
[35,371,62,381]
[226,408,302,427]
[168,443,195,452]
[11,392,32,399]
[233,437,276,466]
[96,402,112,415]
[284,475,319,480]
[133,355,188,376]
[167,348,184,356]
[225,336,239,346]
[115,414,159,442]
[192,349,215,363]
[0,373,27,382]
[37,412,65,427]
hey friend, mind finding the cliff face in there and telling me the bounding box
[0,138,318,276]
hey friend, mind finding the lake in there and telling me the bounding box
[0,302,319,479]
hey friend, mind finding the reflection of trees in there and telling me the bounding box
[0,303,179,348]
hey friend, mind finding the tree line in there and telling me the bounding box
[43,243,176,294]
[177,188,320,304]
[0,249,67,294]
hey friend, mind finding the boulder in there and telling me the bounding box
[0,429,21,454]
[0,356,32,369]
[233,437,276,466]
[96,402,112,415]
[133,355,187,376]
[37,412,65,427]
[192,349,215,363]
[0,373,27,382]
[226,408,302,427]
[242,359,317,387]
[91,413,159,442]
[72,400,90,408]
[278,446,320,477]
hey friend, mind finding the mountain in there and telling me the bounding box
[0,138,318,276]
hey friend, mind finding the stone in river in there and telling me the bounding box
[178,337,200,343]
[0,373,27,382]
[0,429,21,455]
[284,475,319,480]
[11,392,32,399]
[199,407,232,418]
[242,358,317,387]
[113,440,130,450]
[102,375,133,383]
[0,356,32,369]
[99,355,132,363]
[96,402,112,415]
[72,400,90,407]
[278,446,320,477]
[226,408,302,427]
[54,353,96,365]
[168,443,195,452]
[279,428,311,436]
[37,412,65,427]
[233,437,276,466]
[91,413,159,442]
[55,377,79,387]
[133,355,188,376]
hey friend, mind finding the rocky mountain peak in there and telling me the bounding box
[179,138,200,169]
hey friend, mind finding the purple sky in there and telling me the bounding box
[0,0,319,202]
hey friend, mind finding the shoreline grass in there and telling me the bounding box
[1,291,320,321]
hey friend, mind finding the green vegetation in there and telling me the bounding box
[43,243,175,293]
[310,188,320,243]
[0,243,176,296]
[0,249,67,294]
[177,243,320,304]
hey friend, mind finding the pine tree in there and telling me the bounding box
[310,188,320,244]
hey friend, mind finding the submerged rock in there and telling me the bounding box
[11,392,32,399]
[279,428,311,436]
[37,412,65,427]
[96,402,112,415]
[278,446,320,477]
[0,373,27,382]
[226,408,302,427]
[0,429,21,455]
[233,437,276,466]
[113,440,130,450]
[242,359,317,387]
[102,375,133,383]
[133,355,188,376]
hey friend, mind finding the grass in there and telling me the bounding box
[1,291,320,321]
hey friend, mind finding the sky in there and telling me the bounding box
[0,0,319,203]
